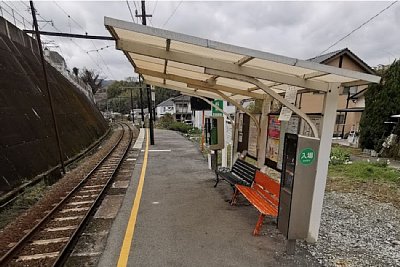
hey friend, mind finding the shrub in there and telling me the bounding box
[330,146,351,165]
[157,113,175,129]
[168,121,192,133]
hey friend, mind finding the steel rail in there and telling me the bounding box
[0,122,132,266]
[54,122,133,266]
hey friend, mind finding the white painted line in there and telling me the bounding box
[45,225,77,232]
[32,237,69,245]
[17,252,59,261]
[132,128,145,150]
[126,158,136,161]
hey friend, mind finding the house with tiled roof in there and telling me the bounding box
[300,48,376,139]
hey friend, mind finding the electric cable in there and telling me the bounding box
[318,1,398,55]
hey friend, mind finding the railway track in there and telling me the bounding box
[0,122,133,266]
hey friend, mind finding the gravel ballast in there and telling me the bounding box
[301,191,400,267]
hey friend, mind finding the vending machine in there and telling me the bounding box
[278,133,320,246]
[205,116,224,150]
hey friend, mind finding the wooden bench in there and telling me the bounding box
[231,170,280,236]
[214,159,259,188]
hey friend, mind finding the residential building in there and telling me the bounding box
[156,97,175,118]
[301,48,376,137]
[173,95,192,122]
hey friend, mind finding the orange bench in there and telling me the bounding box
[231,170,280,236]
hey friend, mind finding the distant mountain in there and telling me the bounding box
[101,79,116,89]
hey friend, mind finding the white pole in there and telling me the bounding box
[221,102,228,167]
[257,98,271,168]
[307,83,340,243]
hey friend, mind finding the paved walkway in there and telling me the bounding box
[98,129,319,267]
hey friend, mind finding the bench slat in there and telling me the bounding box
[236,185,278,216]
[254,172,280,198]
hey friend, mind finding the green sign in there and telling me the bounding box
[212,100,223,115]
[299,148,316,166]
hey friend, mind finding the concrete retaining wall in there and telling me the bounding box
[0,17,109,191]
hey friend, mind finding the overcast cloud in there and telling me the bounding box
[5,1,399,80]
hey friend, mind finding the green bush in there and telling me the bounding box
[157,113,175,129]
[168,121,192,133]
[330,146,351,165]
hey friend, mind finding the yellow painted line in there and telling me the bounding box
[117,128,149,267]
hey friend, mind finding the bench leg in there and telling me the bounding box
[230,188,239,206]
[253,214,265,236]
[214,174,219,188]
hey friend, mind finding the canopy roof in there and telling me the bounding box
[105,16,380,103]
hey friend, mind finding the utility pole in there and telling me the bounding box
[137,0,154,145]
[30,0,65,174]
[130,87,134,124]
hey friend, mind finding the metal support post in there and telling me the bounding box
[137,77,145,128]
[30,0,65,174]
[130,87,134,123]
[307,83,340,243]
[201,110,205,152]
[146,84,155,145]
[221,109,228,167]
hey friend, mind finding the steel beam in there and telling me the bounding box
[205,68,321,137]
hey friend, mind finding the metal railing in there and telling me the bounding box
[0,2,32,30]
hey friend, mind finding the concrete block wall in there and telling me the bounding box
[0,17,108,191]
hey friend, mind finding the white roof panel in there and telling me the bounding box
[105,17,380,101]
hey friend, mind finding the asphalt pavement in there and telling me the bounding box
[97,129,319,267]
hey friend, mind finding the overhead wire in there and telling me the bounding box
[149,0,158,26]
[163,0,183,27]
[126,0,136,23]
[318,1,398,55]
[86,45,113,53]
[51,1,116,79]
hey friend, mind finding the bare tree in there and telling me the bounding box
[72,67,79,78]
[81,68,103,94]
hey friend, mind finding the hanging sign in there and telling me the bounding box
[212,100,223,116]
[278,87,298,121]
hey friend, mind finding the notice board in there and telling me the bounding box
[247,114,260,158]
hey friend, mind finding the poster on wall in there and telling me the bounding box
[247,114,260,158]
[265,115,281,162]
[300,115,322,137]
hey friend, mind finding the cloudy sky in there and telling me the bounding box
[4,1,399,80]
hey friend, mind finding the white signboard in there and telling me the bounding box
[278,87,298,121]
[247,114,260,158]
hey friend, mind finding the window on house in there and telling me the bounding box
[336,114,345,124]
[342,86,358,95]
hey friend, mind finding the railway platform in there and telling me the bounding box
[98,128,319,267]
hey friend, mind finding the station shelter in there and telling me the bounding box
[104,17,380,243]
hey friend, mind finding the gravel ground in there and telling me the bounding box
[300,191,400,267]
[0,125,126,257]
